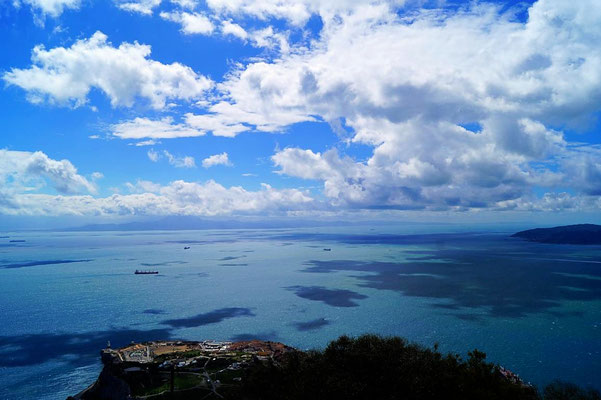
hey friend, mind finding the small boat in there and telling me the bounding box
[135,270,159,275]
[184,246,190,249]
[323,248,332,251]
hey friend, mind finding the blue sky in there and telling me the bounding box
[1,0,600,228]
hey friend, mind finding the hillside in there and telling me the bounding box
[67,335,601,400]
[511,224,601,245]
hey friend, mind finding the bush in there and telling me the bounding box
[543,380,601,400]
[233,334,539,400]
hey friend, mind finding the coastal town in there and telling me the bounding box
[69,340,295,399]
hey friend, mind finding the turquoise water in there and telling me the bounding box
[1,226,600,399]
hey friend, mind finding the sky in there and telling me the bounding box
[1,0,600,228]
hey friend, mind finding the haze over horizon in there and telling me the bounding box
[2,0,601,230]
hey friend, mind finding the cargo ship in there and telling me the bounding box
[134,270,159,275]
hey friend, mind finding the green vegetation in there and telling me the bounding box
[544,381,601,400]
[133,373,205,396]
[77,335,601,400]
[154,350,203,363]
[226,335,599,400]
[215,368,244,384]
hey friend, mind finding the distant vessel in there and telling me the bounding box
[184,246,190,249]
[135,270,159,275]
[323,248,331,251]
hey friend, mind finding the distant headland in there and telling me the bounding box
[512,224,601,245]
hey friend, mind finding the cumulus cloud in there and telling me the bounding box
[0,180,314,217]
[195,0,601,210]
[170,0,197,9]
[205,0,400,27]
[0,150,97,198]
[6,0,601,215]
[202,152,232,168]
[116,0,161,15]
[18,0,80,18]
[184,112,251,137]
[221,20,248,40]
[3,32,212,109]
[160,11,215,35]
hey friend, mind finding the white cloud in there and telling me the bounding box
[6,0,601,215]
[112,114,249,140]
[147,149,160,162]
[91,172,104,180]
[496,192,601,212]
[0,150,96,198]
[160,11,215,35]
[164,150,196,168]
[131,139,161,146]
[19,0,80,17]
[206,0,311,26]
[116,0,161,15]
[184,112,249,137]
[147,148,196,167]
[192,0,601,210]
[248,26,289,52]
[112,117,206,139]
[205,0,398,27]
[3,32,212,109]
[221,20,248,40]
[170,0,197,9]
[202,152,232,168]
[0,180,314,217]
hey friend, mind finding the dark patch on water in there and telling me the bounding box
[143,309,166,315]
[449,313,485,323]
[219,263,249,267]
[140,261,188,267]
[0,259,92,269]
[285,285,367,307]
[162,307,255,328]
[0,328,172,367]
[165,239,237,244]
[219,255,246,261]
[269,232,494,246]
[229,331,279,342]
[301,242,601,318]
[293,318,330,331]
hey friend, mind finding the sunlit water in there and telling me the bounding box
[1,226,600,399]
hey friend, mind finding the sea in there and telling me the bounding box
[1,225,600,399]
